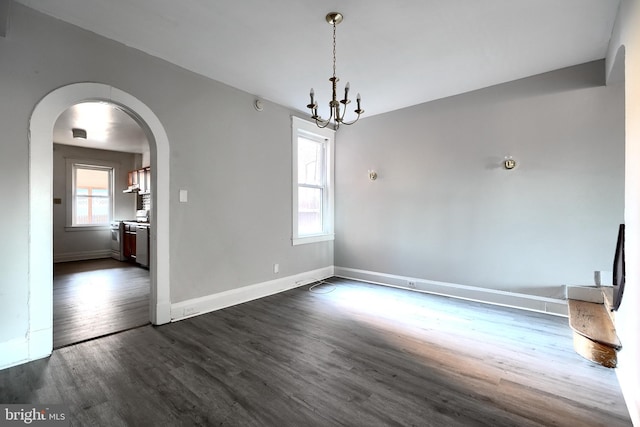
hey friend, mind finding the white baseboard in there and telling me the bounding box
[0,336,29,371]
[0,328,52,372]
[334,267,568,317]
[54,249,111,263]
[171,266,334,321]
[29,327,52,361]
[565,285,604,303]
[153,301,172,325]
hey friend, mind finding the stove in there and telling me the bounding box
[110,221,125,260]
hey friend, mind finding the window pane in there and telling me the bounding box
[91,197,110,224]
[73,166,111,225]
[75,196,89,224]
[298,137,324,186]
[298,187,322,235]
[77,168,109,190]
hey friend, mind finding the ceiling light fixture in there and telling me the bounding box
[306,12,364,129]
[72,128,87,139]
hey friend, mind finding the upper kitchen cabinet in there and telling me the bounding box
[127,169,138,189]
[124,167,151,194]
[139,167,151,195]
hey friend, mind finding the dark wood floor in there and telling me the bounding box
[53,258,150,348]
[2,278,631,426]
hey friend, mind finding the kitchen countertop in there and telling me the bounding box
[123,221,150,227]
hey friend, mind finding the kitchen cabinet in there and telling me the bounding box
[127,170,138,188]
[136,225,149,267]
[124,167,151,194]
[122,221,150,267]
[139,167,151,194]
[123,223,136,260]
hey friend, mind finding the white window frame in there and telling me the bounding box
[292,116,335,245]
[65,159,116,231]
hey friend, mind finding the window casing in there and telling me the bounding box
[66,160,115,228]
[292,117,335,245]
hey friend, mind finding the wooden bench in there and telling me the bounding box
[567,298,621,368]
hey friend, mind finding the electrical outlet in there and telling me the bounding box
[407,281,416,289]
[274,263,279,274]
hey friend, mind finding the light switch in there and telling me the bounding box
[179,189,188,203]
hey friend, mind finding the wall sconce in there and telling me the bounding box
[504,156,517,170]
[368,170,378,181]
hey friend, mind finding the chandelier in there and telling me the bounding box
[306,12,364,129]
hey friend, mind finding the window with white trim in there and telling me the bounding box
[292,117,335,245]
[67,160,114,227]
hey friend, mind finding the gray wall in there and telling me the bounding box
[0,4,332,345]
[52,144,137,261]
[335,61,624,298]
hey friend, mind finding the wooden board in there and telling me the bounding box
[572,330,617,368]
[568,299,621,350]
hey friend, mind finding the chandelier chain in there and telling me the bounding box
[332,22,337,79]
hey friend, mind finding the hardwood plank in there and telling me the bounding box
[0,278,631,426]
[53,259,150,348]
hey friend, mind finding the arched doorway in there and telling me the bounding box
[28,83,170,361]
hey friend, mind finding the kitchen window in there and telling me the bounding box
[66,160,115,228]
[291,116,335,245]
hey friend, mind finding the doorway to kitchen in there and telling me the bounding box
[51,100,152,347]
[27,83,171,363]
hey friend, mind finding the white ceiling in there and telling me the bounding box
[19,0,621,148]
[54,102,148,153]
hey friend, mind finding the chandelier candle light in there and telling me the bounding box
[307,12,364,129]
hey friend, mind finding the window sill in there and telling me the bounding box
[292,233,335,246]
[65,225,110,232]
